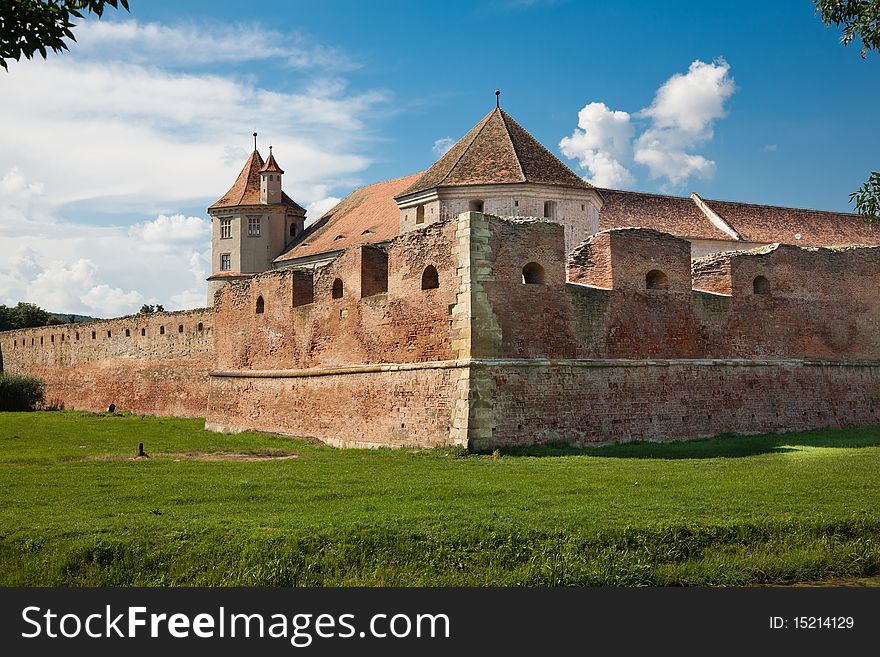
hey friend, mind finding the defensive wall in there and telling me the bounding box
[1,212,879,449]
[0,309,214,417]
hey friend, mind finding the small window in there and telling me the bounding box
[107,330,111,338]
[61,334,64,342]
[51,335,54,343]
[248,217,261,237]
[415,205,425,225]
[40,336,43,344]
[178,324,184,333]
[332,278,343,299]
[522,262,545,285]
[514,200,519,207]
[141,328,146,336]
[543,200,557,219]
[13,340,16,347]
[197,322,204,331]
[256,296,265,314]
[125,329,130,337]
[91,331,96,340]
[753,275,770,295]
[421,265,440,290]
[220,218,232,239]
[75,332,79,341]
[646,269,669,290]
[468,199,484,213]
[290,224,297,238]
[581,204,585,211]
[220,253,231,271]
[160,326,165,335]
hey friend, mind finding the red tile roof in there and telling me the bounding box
[259,151,284,174]
[397,108,591,198]
[597,188,732,241]
[209,150,303,212]
[274,172,423,263]
[702,198,880,247]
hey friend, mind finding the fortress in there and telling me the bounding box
[2,103,879,449]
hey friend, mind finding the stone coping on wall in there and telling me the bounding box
[209,357,880,379]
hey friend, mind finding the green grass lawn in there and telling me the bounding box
[1,410,879,586]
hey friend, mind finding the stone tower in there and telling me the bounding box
[206,136,306,305]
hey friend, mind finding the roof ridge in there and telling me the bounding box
[435,110,495,188]
[703,195,862,217]
[497,108,526,182]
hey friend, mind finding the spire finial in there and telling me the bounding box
[253,132,258,151]
[495,88,500,108]
[269,144,273,155]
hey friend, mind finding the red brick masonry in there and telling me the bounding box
[2,213,878,448]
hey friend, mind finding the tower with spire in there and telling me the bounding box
[392,93,602,255]
[206,134,306,305]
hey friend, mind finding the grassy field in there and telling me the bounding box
[1,411,879,586]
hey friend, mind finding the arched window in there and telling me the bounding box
[468,199,484,213]
[421,265,440,290]
[178,324,184,333]
[753,275,770,295]
[522,262,545,285]
[141,328,146,336]
[646,269,669,290]
[415,205,425,225]
[125,329,130,337]
[256,296,265,314]
[543,200,557,219]
[197,322,204,331]
[160,326,165,335]
[332,278,344,299]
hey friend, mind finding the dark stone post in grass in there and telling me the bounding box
[138,442,145,457]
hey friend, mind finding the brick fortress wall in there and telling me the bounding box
[0,309,214,416]
[1,212,878,449]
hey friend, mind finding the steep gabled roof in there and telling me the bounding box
[275,172,422,263]
[209,150,303,212]
[397,108,591,198]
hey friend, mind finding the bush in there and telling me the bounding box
[0,374,46,411]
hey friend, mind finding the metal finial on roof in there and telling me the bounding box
[269,145,273,154]
[253,132,258,151]
[495,89,500,108]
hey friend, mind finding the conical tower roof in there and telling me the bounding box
[396,107,591,198]
[209,149,303,212]
[209,150,265,210]
[260,148,284,174]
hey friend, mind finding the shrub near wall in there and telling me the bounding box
[0,374,45,411]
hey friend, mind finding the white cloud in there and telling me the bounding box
[71,20,358,71]
[762,144,778,153]
[634,59,735,185]
[306,196,342,222]
[128,214,211,249]
[432,137,455,158]
[80,284,145,317]
[559,102,635,188]
[561,59,735,189]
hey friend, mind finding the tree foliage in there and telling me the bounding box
[814,0,880,57]
[814,1,880,225]
[138,304,165,314]
[0,302,51,331]
[0,0,130,71]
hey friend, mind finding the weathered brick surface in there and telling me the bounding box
[472,361,880,448]
[0,309,213,415]
[205,365,459,448]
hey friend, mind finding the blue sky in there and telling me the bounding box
[1,0,877,315]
